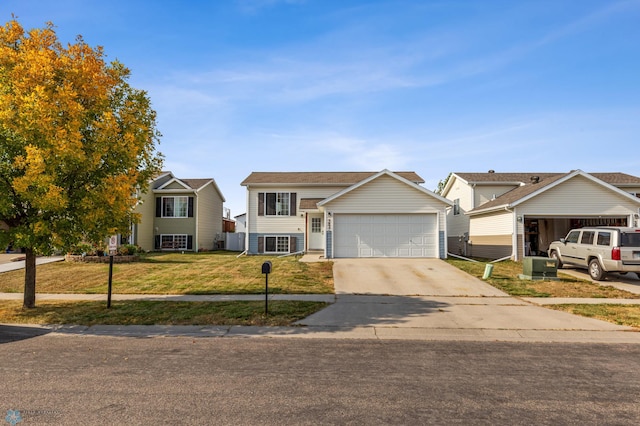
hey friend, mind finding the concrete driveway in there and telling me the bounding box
[333,258,506,296]
[297,258,636,338]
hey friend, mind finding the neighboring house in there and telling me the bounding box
[132,171,226,252]
[240,169,453,258]
[442,170,640,260]
[234,213,247,233]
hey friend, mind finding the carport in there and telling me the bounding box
[523,216,628,256]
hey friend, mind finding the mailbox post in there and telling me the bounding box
[262,261,272,315]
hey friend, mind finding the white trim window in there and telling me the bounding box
[265,235,290,253]
[163,196,188,218]
[258,192,296,217]
[266,192,290,216]
[161,234,188,250]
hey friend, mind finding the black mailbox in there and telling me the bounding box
[261,261,272,274]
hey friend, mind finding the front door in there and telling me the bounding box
[308,215,324,250]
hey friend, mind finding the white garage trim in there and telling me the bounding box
[333,213,437,258]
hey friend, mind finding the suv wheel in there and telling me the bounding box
[549,250,563,268]
[588,259,607,281]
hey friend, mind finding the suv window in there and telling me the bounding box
[580,231,595,245]
[596,232,611,246]
[621,232,640,247]
[565,230,580,244]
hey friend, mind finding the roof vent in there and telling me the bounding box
[530,176,540,184]
[488,169,495,173]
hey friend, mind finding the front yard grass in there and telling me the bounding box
[446,259,640,299]
[0,300,327,326]
[547,304,640,328]
[0,252,334,295]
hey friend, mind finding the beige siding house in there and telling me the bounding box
[442,170,640,260]
[133,172,225,252]
[241,170,452,258]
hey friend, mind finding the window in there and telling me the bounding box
[258,192,296,217]
[311,217,322,233]
[621,232,640,247]
[162,196,188,218]
[565,230,580,244]
[265,236,290,253]
[266,193,290,216]
[453,199,460,215]
[161,234,188,249]
[597,232,611,246]
[580,231,595,245]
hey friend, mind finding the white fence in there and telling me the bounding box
[224,232,245,252]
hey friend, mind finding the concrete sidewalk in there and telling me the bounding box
[0,255,65,273]
[2,292,640,343]
[0,292,335,303]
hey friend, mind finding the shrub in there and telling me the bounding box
[118,244,141,256]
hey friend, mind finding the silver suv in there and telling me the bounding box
[548,227,640,280]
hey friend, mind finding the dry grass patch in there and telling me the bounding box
[0,252,334,295]
[0,300,328,326]
[548,304,640,328]
[446,259,640,298]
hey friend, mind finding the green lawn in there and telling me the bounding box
[446,259,640,299]
[547,304,640,328]
[0,300,327,326]
[0,252,334,294]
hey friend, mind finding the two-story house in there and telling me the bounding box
[241,169,453,259]
[132,171,225,252]
[441,170,640,260]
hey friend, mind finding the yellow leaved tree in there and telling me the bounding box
[0,19,163,308]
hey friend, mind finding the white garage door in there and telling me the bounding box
[333,214,437,258]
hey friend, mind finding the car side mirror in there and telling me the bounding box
[560,238,566,244]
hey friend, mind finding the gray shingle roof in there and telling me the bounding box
[241,171,424,185]
[181,179,213,190]
[461,171,640,213]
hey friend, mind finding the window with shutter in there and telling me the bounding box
[264,236,291,253]
[262,192,294,216]
[161,196,189,218]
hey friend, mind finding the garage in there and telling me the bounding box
[333,214,437,258]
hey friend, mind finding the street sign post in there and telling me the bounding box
[107,235,117,308]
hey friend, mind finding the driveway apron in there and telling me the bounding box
[298,258,634,333]
[332,258,507,296]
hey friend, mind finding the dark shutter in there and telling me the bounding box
[290,193,296,216]
[188,197,194,217]
[156,198,162,217]
[258,236,264,253]
[289,236,297,253]
[187,235,193,250]
[258,193,264,216]
[154,235,160,250]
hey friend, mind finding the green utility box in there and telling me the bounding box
[518,256,560,281]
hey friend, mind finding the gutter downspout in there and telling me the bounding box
[510,206,518,261]
[194,190,199,252]
[245,186,250,253]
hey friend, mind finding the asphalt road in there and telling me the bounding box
[1,333,640,425]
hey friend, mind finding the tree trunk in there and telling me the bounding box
[23,248,37,309]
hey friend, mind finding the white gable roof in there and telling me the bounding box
[318,169,453,207]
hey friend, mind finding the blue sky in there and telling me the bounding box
[2,0,639,217]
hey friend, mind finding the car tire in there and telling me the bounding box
[549,250,563,268]
[588,259,607,281]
